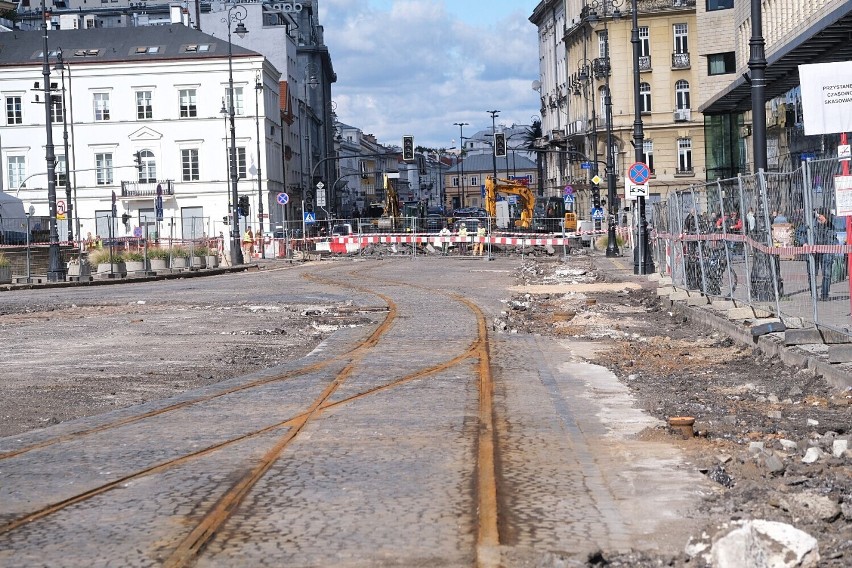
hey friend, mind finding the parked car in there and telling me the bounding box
[426,214,444,232]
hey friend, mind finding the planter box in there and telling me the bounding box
[150,258,169,272]
[0,266,11,284]
[96,262,126,277]
[205,255,219,268]
[171,257,189,270]
[125,260,149,273]
[190,256,206,269]
[66,262,91,281]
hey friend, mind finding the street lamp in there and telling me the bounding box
[38,0,64,281]
[453,122,469,207]
[487,110,500,183]
[53,48,76,245]
[303,63,319,213]
[572,58,602,216]
[586,0,624,257]
[223,4,248,266]
[630,0,654,273]
[254,73,265,258]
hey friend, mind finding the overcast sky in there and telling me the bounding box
[319,0,541,150]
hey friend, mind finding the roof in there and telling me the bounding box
[0,24,259,67]
[700,5,852,114]
[448,153,537,174]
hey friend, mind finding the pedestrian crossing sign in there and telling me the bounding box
[304,212,316,224]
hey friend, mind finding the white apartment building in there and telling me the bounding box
[0,24,281,242]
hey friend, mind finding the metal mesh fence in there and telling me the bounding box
[652,160,851,338]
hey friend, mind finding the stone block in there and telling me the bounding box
[785,329,825,346]
[750,319,786,337]
[827,344,852,364]
[669,290,690,301]
[656,286,675,296]
[710,300,735,310]
[727,306,757,320]
[687,294,710,306]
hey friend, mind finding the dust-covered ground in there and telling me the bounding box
[496,251,851,567]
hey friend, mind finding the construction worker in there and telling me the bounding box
[242,227,254,260]
[457,223,468,255]
[473,222,486,256]
[438,224,451,256]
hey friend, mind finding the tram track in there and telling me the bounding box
[0,264,501,568]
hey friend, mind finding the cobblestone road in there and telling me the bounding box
[0,257,712,567]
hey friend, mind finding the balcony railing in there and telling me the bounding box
[672,52,690,69]
[120,179,175,199]
[593,57,610,79]
[638,55,651,71]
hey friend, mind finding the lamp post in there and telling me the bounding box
[53,48,75,245]
[223,4,248,266]
[254,73,265,258]
[748,0,774,300]
[303,64,319,213]
[586,0,623,257]
[630,0,654,273]
[453,122,468,208]
[487,110,500,183]
[574,59,602,218]
[39,1,64,281]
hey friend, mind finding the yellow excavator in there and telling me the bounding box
[484,176,535,229]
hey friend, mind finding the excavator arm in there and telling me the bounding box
[485,177,535,229]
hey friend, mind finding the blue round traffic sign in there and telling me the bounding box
[628,162,650,184]
[277,192,290,205]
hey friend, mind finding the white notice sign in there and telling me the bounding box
[799,61,852,136]
[835,175,852,217]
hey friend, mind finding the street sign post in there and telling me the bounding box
[316,181,326,207]
[276,192,289,205]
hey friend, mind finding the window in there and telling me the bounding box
[673,24,688,54]
[56,154,68,186]
[470,176,478,186]
[708,52,736,75]
[136,90,152,119]
[93,92,110,121]
[599,86,607,123]
[7,156,25,190]
[675,80,690,110]
[96,152,113,185]
[639,83,651,113]
[236,147,247,178]
[643,140,654,173]
[181,149,200,181]
[598,30,608,58]
[225,87,244,116]
[134,46,159,54]
[51,94,64,123]
[139,150,156,183]
[707,0,734,10]
[453,177,459,187]
[6,96,22,125]
[677,138,693,173]
[638,27,650,58]
[179,89,197,118]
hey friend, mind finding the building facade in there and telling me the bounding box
[0,25,280,243]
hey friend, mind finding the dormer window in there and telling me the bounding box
[74,49,100,57]
[135,46,160,54]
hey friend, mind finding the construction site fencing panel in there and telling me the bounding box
[652,160,851,339]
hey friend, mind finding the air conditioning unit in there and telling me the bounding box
[673,108,691,122]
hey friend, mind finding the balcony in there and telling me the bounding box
[120,179,175,199]
[593,57,610,79]
[672,52,690,69]
[638,55,651,71]
[673,108,692,122]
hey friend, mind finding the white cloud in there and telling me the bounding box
[320,0,539,148]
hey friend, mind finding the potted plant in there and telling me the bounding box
[89,249,126,277]
[124,250,149,274]
[147,247,170,272]
[204,245,220,269]
[170,246,190,269]
[0,253,11,284]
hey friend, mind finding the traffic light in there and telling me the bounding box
[494,132,507,158]
[402,135,414,161]
[238,195,250,217]
[134,151,142,172]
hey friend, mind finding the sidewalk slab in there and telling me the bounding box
[657,286,675,297]
[828,345,852,364]
[669,290,690,301]
[785,329,826,346]
[709,300,735,311]
[686,295,710,306]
